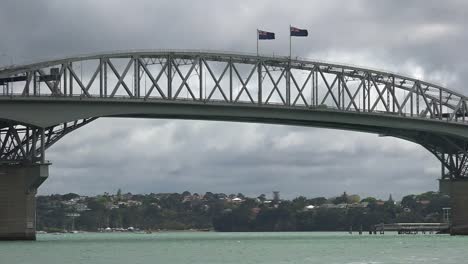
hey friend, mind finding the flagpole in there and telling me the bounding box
[287,25,291,106]
[256,29,259,56]
[289,25,292,59]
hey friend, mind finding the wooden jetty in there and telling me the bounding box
[372,223,450,234]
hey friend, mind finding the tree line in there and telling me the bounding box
[36,190,450,232]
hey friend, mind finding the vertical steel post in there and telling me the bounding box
[134,57,139,98]
[387,82,390,113]
[362,78,365,112]
[26,127,30,160]
[442,153,446,178]
[338,74,341,109]
[31,129,37,161]
[24,72,30,96]
[229,59,233,102]
[392,76,395,113]
[410,85,414,116]
[416,82,420,117]
[311,68,315,107]
[99,59,103,98]
[63,65,68,96]
[341,69,345,109]
[33,71,37,96]
[286,63,291,106]
[367,76,371,112]
[315,70,318,106]
[199,57,203,100]
[69,62,73,96]
[167,56,172,99]
[342,77,345,109]
[40,128,45,163]
[439,89,443,120]
[104,59,108,97]
[258,61,262,105]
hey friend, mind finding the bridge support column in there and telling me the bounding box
[0,164,49,240]
[440,179,468,235]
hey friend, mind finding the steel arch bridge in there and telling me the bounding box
[0,50,467,179]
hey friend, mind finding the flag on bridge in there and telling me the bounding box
[258,30,275,40]
[257,29,275,56]
[289,26,308,58]
[290,26,308,37]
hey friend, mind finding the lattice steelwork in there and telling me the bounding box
[0,50,467,178]
[0,118,95,164]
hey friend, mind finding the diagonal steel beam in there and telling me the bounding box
[84,64,101,93]
[417,82,435,118]
[449,99,463,121]
[51,64,65,95]
[346,79,364,111]
[139,58,167,99]
[232,63,257,103]
[340,75,359,111]
[107,59,134,97]
[173,60,197,100]
[369,76,390,112]
[37,69,63,96]
[67,64,91,97]
[318,68,340,107]
[21,71,33,96]
[264,65,286,105]
[203,59,229,102]
[290,71,312,107]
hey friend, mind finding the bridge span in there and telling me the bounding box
[0,50,467,239]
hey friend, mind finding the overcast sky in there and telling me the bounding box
[1,0,467,200]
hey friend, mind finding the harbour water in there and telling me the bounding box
[1,232,468,264]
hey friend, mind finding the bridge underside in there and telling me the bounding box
[1,97,467,178]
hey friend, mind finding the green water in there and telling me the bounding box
[1,232,467,264]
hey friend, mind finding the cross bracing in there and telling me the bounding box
[0,118,96,164]
[0,50,467,178]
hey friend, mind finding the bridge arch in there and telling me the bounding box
[0,50,467,179]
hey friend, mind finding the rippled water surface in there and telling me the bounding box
[1,232,467,264]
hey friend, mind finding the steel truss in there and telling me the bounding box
[422,136,468,179]
[0,50,467,176]
[0,118,96,164]
[0,51,466,122]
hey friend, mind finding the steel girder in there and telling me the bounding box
[0,50,467,176]
[0,118,96,164]
[392,131,468,179]
[422,136,468,180]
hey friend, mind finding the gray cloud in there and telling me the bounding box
[1,0,465,199]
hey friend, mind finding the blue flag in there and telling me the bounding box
[290,26,308,37]
[258,30,275,40]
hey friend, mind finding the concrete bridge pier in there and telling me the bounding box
[440,179,468,235]
[0,164,49,240]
